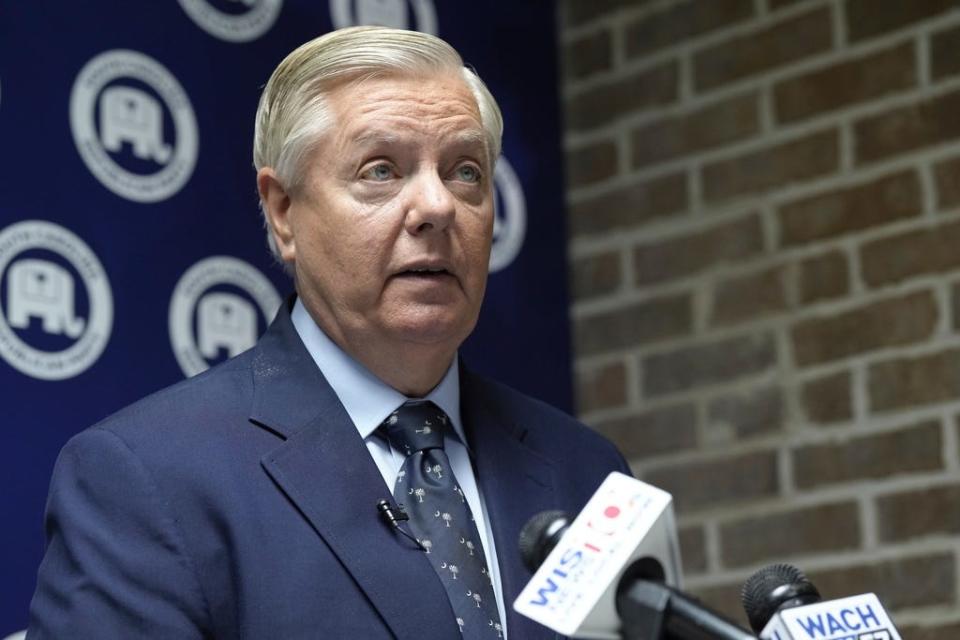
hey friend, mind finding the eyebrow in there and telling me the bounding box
[350,128,487,149]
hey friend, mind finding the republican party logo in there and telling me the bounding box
[178,0,283,42]
[490,156,526,273]
[70,50,198,203]
[330,0,437,34]
[169,256,281,377]
[0,221,113,380]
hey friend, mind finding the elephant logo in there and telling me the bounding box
[490,156,527,273]
[178,0,283,42]
[196,292,257,359]
[99,87,172,165]
[169,256,281,377]
[7,260,86,338]
[329,0,437,34]
[0,221,113,381]
[70,50,198,203]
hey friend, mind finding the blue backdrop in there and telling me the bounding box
[0,1,571,633]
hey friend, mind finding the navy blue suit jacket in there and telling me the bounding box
[28,303,629,639]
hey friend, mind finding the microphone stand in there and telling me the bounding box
[617,580,757,640]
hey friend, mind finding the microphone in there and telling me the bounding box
[741,563,902,639]
[513,472,755,639]
[376,498,427,551]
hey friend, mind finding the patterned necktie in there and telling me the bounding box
[381,400,504,639]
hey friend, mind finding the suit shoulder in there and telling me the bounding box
[88,350,255,444]
[465,370,627,467]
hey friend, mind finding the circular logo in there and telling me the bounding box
[330,0,437,34]
[69,50,199,203]
[178,0,283,42]
[0,221,113,381]
[490,156,526,273]
[169,256,281,377]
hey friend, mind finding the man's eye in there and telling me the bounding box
[455,164,481,184]
[362,163,394,181]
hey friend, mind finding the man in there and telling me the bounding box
[28,27,629,639]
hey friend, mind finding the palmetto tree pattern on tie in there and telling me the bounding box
[382,401,504,639]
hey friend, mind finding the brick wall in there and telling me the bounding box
[558,0,960,635]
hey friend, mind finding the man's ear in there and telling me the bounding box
[257,167,296,263]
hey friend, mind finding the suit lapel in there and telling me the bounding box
[250,306,460,639]
[461,367,562,640]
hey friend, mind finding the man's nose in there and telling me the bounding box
[405,171,456,234]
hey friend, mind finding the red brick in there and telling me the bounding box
[707,386,784,440]
[566,61,678,132]
[719,502,861,567]
[932,25,960,81]
[643,332,777,396]
[792,420,943,489]
[779,170,922,247]
[869,348,960,412]
[953,282,960,331]
[693,582,751,625]
[633,214,763,285]
[900,622,960,640]
[574,294,692,357]
[693,8,833,93]
[791,291,937,366]
[567,139,618,188]
[798,250,849,304]
[570,250,621,301]
[877,483,960,542]
[801,370,852,425]
[569,171,688,238]
[594,403,698,459]
[774,42,916,123]
[710,265,788,327]
[846,0,958,43]
[644,450,780,513]
[679,525,707,575]
[624,0,755,59]
[702,129,839,204]
[934,155,960,208]
[855,89,960,165]
[575,359,628,413]
[563,28,613,81]
[630,92,759,169]
[862,220,960,287]
[810,553,955,610]
[561,0,651,27]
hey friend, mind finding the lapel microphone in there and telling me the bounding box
[376,499,427,551]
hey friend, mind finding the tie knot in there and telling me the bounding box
[381,400,448,455]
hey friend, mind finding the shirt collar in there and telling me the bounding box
[290,298,466,446]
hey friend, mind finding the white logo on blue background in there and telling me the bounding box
[178,0,283,42]
[0,221,113,380]
[490,156,527,273]
[69,50,198,203]
[330,0,438,34]
[168,256,281,377]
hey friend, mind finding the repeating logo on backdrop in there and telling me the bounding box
[178,0,283,42]
[70,50,198,203]
[330,0,437,33]
[0,221,113,380]
[169,256,281,377]
[490,156,526,273]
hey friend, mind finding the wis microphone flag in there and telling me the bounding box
[513,472,683,639]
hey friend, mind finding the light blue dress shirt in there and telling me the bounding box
[291,300,508,635]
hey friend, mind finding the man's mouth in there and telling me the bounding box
[397,267,452,278]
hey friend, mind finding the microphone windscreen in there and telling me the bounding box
[518,510,568,573]
[742,563,821,633]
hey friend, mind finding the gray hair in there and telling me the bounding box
[253,26,504,259]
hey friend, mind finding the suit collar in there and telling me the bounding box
[460,365,561,640]
[251,302,461,639]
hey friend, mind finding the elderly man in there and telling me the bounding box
[28,27,628,639]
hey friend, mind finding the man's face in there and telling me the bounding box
[279,73,494,355]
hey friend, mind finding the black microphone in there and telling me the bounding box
[515,477,756,640]
[376,499,426,551]
[741,563,901,639]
